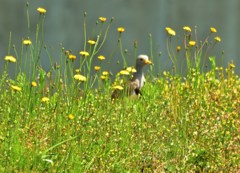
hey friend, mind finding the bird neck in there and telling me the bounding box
[134,65,143,78]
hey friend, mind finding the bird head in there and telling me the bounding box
[136,55,152,67]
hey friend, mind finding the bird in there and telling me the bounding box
[111,54,152,99]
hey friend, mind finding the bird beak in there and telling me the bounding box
[144,59,152,65]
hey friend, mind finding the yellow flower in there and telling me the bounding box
[229,63,235,68]
[126,67,137,73]
[23,39,32,46]
[98,55,106,61]
[112,85,124,90]
[68,114,74,120]
[11,85,21,92]
[79,51,90,57]
[41,97,50,103]
[183,26,191,32]
[4,55,16,63]
[165,27,172,31]
[99,17,107,22]
[214,36,221,42]
[119,70,130,75]
[100,75,108,80]
[74,74,87,82]
[189,41,196,46]
[102,71,109,76]
[31,81,37,87]
[117,27,125,33]
[165,27,176,36]
[68,54,77,60]
[210,27,217,33]
[176,46,181,52]
[75,69,80,73]
[88,40,96,45]
[94,66,101,71]
[37,7,46,14]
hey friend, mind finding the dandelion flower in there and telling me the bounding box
[214,36,221,42]
[23,39,32,46]
[74,74,87,82]
[75,69,80,73]
[37,7,46,14]
[189,41,196,46]
[210,27,217,33]
[4,55,16,63]
[183,26,191,32]
[229,63,235,68]
[117,27,125,33]
[11,85,21,92]
[79,51,90,57]
[41,97,50,103]
[31,81,37,87]
[99,17,107,22]
[94,66,101,71]
[165,27,176,36]
[126,67,137,73]
[98,55,105,61]
[68,114,74,120]
[119,70,130,75]
[100,75,108,80]
[88,40,96,45]
[102,71,109,76]
[112,85,124,90]
[176,46,181,52]
[68,54,77,60]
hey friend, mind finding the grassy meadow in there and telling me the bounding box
[0,4,240,173]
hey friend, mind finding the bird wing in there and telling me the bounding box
[111,78,141,99]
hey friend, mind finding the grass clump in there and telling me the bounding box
[0,3,239,172]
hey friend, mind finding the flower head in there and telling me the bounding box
[79,51,90,57]
[99,17,107,22]
[165,27,176,36]
[74,74,87,82]
[31,81,37,87]
[176,46,181,52]
[94,66,101,71]
[119,70,130,75]
[229,63,235,68]
[68,114,74,120]
[11,85,21,92]
[102,71,109,76]
[189,41,196,46]
[5,55,16,63]
[183,26,191,32]
[112,85,124,90]
[117,27,125,33]
[75,69,80,73]
[37,7,46,14]
[210,27,217,33]
[98,55,105,61]
[23,39,32,46]
[41,97,50,103]
[100,75,108,80]
[214,36,221,42]
[68,54,77,60]
[126,67,137,73]
[88,40,96,45]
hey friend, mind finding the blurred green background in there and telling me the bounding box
[0,0,239,74]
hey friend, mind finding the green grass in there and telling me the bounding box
[0,3,240,172]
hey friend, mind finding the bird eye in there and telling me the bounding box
[139,58,143,61]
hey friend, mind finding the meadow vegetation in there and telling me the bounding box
[0,3,239,172]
